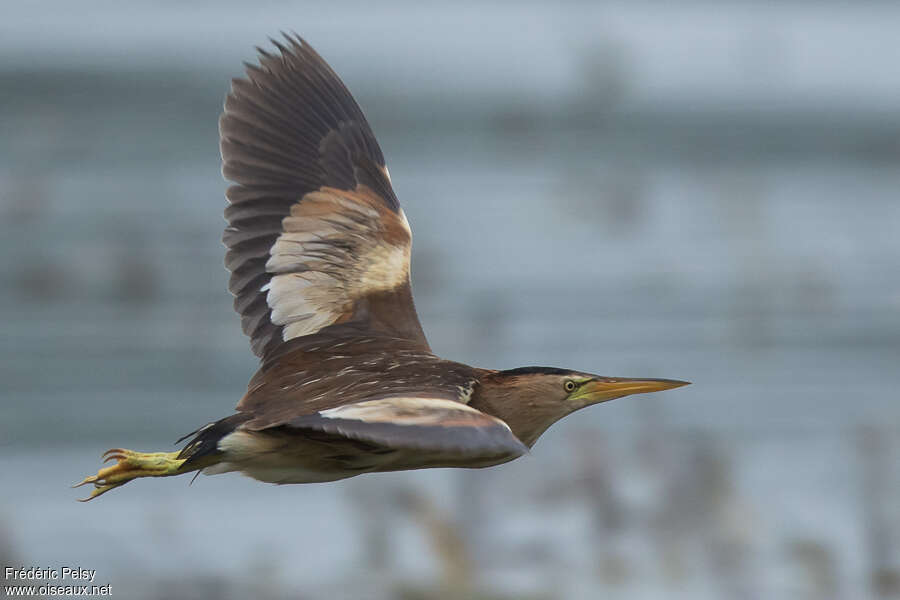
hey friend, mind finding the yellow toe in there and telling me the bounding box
[75,448,187,502]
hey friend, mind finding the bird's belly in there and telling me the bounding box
[206,429,389,484]
[225,464,358,484]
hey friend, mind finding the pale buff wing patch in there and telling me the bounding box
[264,187,412,341]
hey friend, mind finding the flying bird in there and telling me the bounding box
[75,34,688,501]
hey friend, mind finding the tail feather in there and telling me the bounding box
[178,413,252,469]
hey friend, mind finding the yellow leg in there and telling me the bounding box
[73,448,188,501]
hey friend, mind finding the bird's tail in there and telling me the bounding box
[175,413,252,469]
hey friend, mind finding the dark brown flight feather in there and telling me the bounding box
[220,33,426,360]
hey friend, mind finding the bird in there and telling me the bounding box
[75,34,689,501]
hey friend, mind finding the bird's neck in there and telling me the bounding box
[469,376,567,448]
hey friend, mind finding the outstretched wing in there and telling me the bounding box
[220,34,428,360]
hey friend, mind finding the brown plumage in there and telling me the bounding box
[75,34,688,501]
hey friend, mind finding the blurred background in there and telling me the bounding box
[2,1,899,598]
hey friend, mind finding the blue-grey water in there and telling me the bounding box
[2,2,899,599]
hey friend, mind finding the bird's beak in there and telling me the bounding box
[572,377,690,406]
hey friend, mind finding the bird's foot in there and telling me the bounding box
[73,449,186,501]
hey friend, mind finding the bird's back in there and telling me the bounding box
[237,330,480,431]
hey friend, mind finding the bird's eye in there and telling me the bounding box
[564,380,577,392]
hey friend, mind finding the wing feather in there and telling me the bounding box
[288,397,528,457]
[220,34,426,360]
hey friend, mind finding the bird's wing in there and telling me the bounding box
[220,34,428,360]
[286,396,528,457]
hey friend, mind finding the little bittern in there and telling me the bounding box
[76,34,688,501]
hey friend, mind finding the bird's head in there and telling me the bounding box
[475,367,689,447]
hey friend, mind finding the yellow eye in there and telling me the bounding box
[564,380,577,392]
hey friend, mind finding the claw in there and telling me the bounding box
[76,482,125,502]
[72,475,96,489]
[102,448,127,462]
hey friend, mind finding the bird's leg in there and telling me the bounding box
[73,448,189,502]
